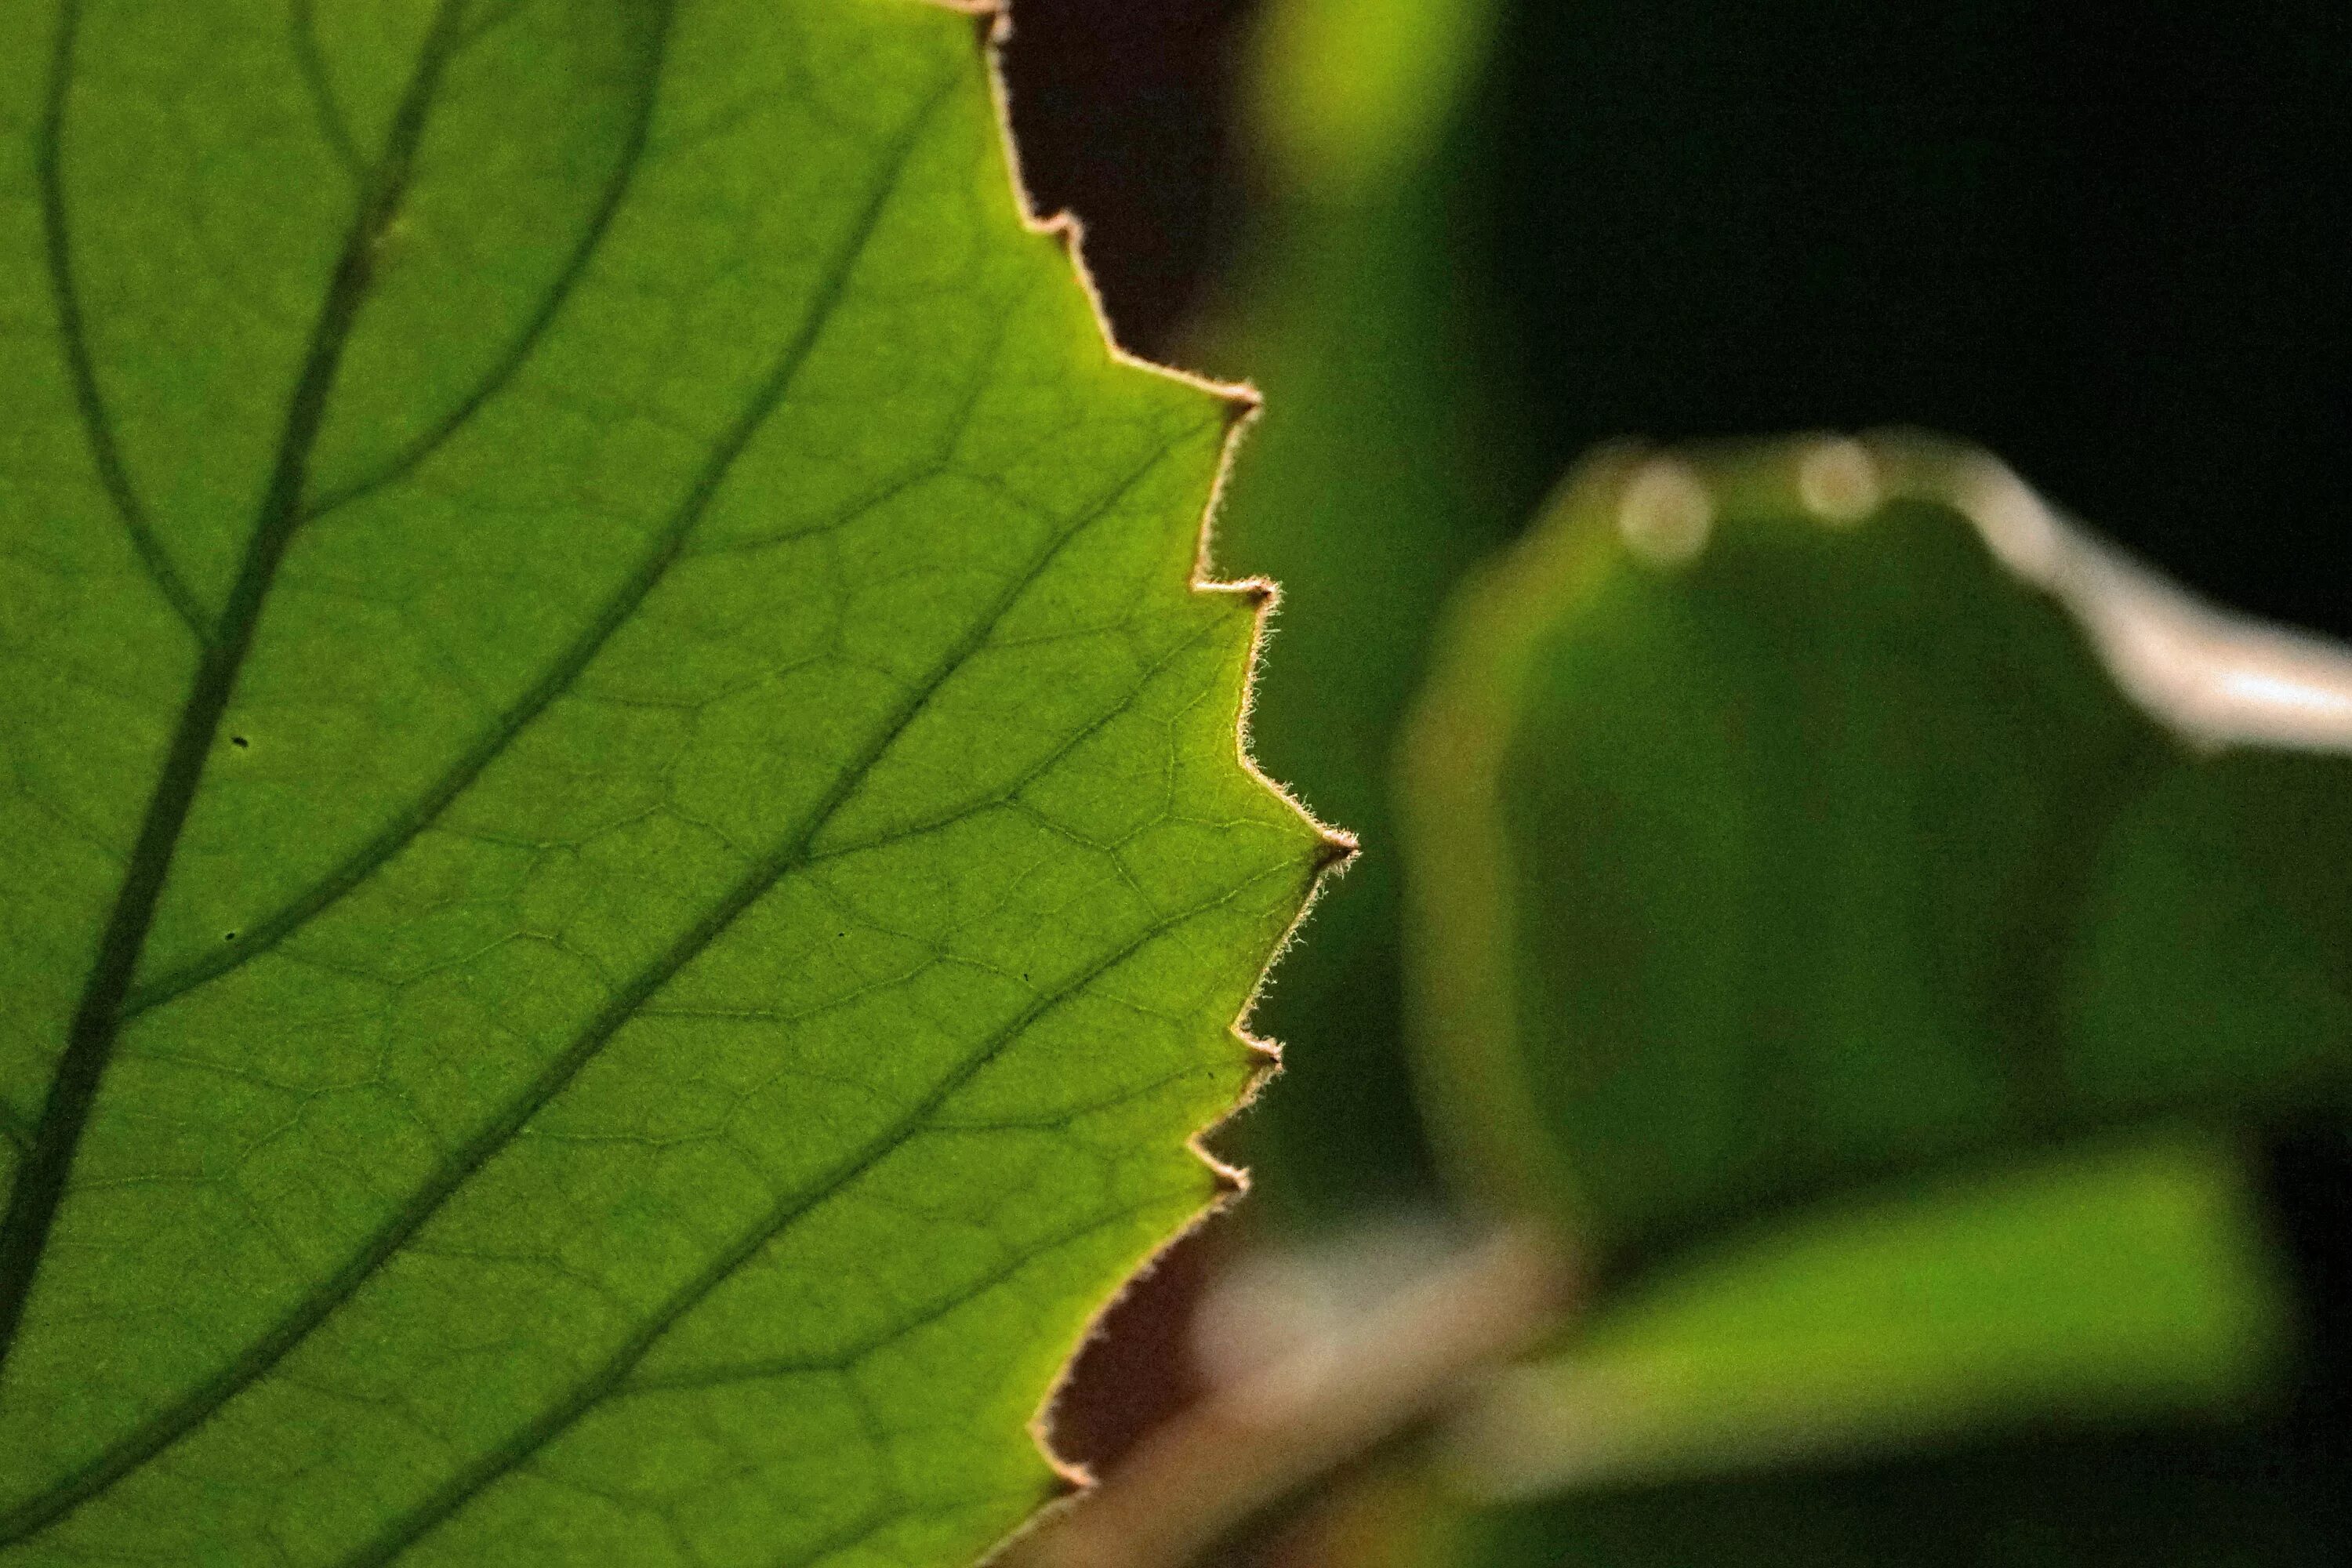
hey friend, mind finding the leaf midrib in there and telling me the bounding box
[0,0,474,1370]
[1,10,942,1530]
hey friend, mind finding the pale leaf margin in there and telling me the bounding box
[958,0,1359,1547]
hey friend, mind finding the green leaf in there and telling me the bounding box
[1246,0,1502,200]
[0,3,1338,1563]
[1402,434,2352,1251]
[1446,1131,2296,1496]
[1398,434,2346,1546]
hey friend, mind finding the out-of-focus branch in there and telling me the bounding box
[1016,1225,1573,1568]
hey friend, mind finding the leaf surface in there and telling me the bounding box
[0,2,1335,1563]
[1403,434,2352,1251]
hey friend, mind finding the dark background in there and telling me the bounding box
[1000,0,2352,1499]
[996,1,1258,361]
[1000,0,2352,638]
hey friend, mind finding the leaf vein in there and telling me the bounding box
[769,1502,905,1568]
[121,64,943,1021]
[338,870,1278,1568]
[617,1192,1189,1394]
[299,0,677,521]
[37,0,210,641]
[0,0,474,1389]
[0,417,1200,1548]
[288,0,367,186]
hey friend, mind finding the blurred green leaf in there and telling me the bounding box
[1403,435,2352,1249]
[1446,1131,2295,1496]
[1247,0,1500,199]
[0,2,1332,1562]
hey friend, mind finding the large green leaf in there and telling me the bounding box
[0,3,1338,1563]
[1402,434,2352,1251]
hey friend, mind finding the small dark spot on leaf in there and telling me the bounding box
[223,931,239,943]
[229,735,249,749]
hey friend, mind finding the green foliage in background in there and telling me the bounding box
[1461,1132,2291,1490]
[0,2,1331,1563]
[1198,2,2350,1558]
[1396,438,2352,1562]
[1405,439,2352,1248]
[1201,0,1524,1220]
